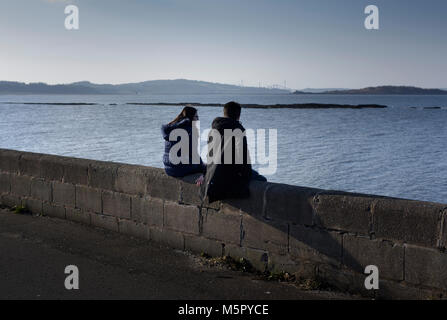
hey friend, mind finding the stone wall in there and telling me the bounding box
[0,148,446,299]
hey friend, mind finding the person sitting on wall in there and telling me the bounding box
[161,106,206,177]
[197,101,266,202]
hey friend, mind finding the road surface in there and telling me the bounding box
[0,208,357,300]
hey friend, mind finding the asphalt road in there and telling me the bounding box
[0,208,356,300]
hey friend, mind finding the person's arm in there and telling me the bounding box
[161,124,170,141]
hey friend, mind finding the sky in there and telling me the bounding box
[0,0,446,89]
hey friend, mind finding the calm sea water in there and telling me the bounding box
[0,94,446,204]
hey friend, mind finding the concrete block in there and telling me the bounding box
[131,195,163,226]
[224,180,268,217]
[146,170,181,202]
[202,198,221,210]
[164,202,200,235]
[289,224,342,265]
[241,214,288,255]
[114,165,151,195]
[22,197,43,214]
[40,155,65,181]
[0,194,22,208]
[149,227,184,250]
[376,279,444,300]
[317,264,375,298]
[52,181,75,207]
[63,158,89,185]
[43,202,66,219]
[265,183,318,225]
[184,234,224,257]
[312,193,373,235]
[179,174,202,206]
[0,149,21,173]
[18,152,42,177]
[343,235,404,281]
[75,185,101,213]
[224,244,269,272]
[88,161,119,190]
[118,219,150,239]
[0,172,10,194]
[202,206,242,245]
[30,178,52,202]
[374,199,443,247]
[438,209,447,249]
[102,190,131,219]
[10,174,31,197]
[66,207,91,225]
[405,245,447,290]
[91,213,119,232]
[267,253,317,278]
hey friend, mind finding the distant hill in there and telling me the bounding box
[294,86,447,95]
[298,88,350,93]
[0,79,289,95]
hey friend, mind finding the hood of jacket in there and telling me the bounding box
[161,118,191,141]
[211,117,245,133]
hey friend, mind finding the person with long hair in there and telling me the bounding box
[161,106,205,177]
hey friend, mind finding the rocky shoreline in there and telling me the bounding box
[126,102,388,109]
[3,101,388,109]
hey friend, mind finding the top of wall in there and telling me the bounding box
[1,148,446,249]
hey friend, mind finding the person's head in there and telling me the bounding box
[169,105,198,125]
[223,101,241,121]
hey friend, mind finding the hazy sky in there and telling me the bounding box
[1,0,446,89]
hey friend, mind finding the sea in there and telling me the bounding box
[0,94,446,204]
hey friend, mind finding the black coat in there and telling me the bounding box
[200,117,252,202]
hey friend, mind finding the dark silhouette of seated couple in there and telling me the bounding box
[161,101,266,202]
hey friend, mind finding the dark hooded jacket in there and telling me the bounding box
[161,118,205,177]
[200,117,252,202]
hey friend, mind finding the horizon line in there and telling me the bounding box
[1,79,447,91]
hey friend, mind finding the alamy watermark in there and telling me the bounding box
[65,5,79,30]
[364,265,379,290]
[168,121,277,175]
[64,265,79,290]
[63,4,378,31]
[365,5,379,30]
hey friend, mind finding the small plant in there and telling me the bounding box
[264,271,295,282]
[12,205,28,214]
[199,253,336,292]
[199,255,255,273]
[237,257,255,273]
[261,270,331,291]
[200,252,211,259]
[295,277,323,291]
